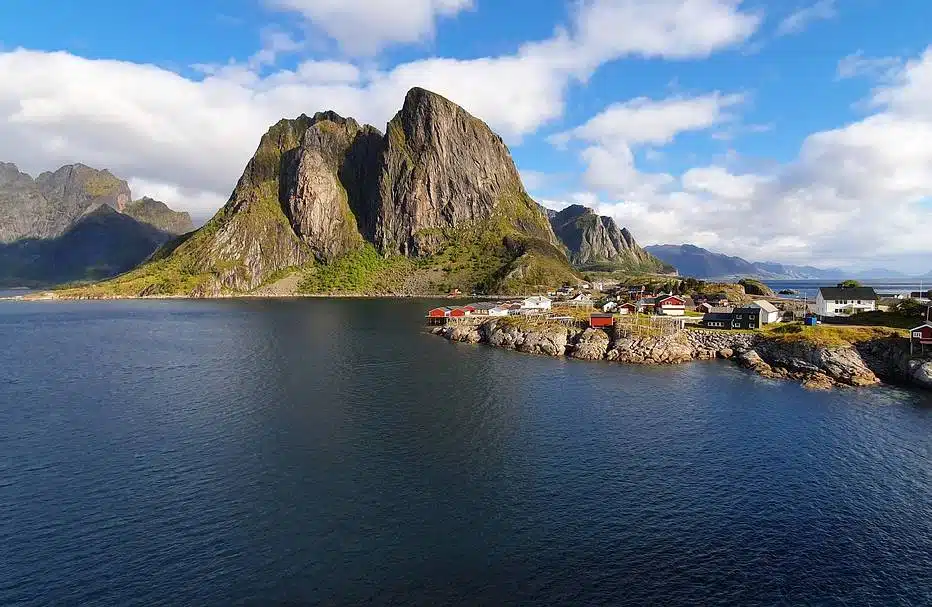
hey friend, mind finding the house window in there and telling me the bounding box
[915,332,923,338]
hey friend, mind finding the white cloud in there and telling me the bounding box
[836,51,902,81]
[546,46,932,272]
[0,0,760,216]
[776,0,836,37]
[266,0,474,55]
[555,93,744,147]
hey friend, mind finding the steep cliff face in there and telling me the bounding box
[281,112,382,262]
[549,204,669,272]
[0,162,50,243]
[73,87,577,297]
[123,197,193,235]
[375,87,557,256]
[35,164,132,234]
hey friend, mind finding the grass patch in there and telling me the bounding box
[761,323,904,347]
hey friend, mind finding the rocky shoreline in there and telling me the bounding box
[433,320,932,392]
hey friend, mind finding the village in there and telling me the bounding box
[427,281,932,355]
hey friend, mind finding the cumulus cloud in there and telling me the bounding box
[0,0,760,214]
[266,0,475,55]
[546,47,932,272]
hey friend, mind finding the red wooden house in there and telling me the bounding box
[910,322,932,355]
[449,307,470,318]
[590,313,615,328]
[617,303,637,315]
[427,307,451,318]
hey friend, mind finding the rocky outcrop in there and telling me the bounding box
[433,321,932,392]
[571,328,610,360]
[123,197,193,235]
[549,204,669,272]
[281,112,382,262]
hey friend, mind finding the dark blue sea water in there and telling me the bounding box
[765,279,929,298]
[1,299,931,606]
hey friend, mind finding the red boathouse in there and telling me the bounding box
[590,313,614,328]
[910,322,932,355]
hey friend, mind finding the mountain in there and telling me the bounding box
[548,204,672,273]
[79,88,578,297]
[123,197,193,235]
[0,163,189,286]
[0,206,173,285]
[644,244,847,279]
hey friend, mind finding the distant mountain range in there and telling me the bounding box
[0,162,192,286]
[644,244,917,280]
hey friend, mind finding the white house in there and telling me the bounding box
[521,295,552,311]
[602,301,618,313]
[815,287,878,318]
[565,293,593,308]
[750,300,781,324]
[654,295,686,316]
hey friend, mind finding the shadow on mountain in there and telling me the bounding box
[0,205,175,287]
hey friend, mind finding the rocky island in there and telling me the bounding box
[433,317,932,392]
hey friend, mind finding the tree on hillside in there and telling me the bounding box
[895,298,929,319]
[837,280,862,288]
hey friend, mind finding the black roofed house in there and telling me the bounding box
[732,306,764,330]
[701,312,734,329]
[815,287,878,318]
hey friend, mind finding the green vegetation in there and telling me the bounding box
[738,278,774,297]
[837,279,863,288]
[297,244,416,294]
[761,323,904,347]
[82,172,123,197]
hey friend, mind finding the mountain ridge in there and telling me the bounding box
[0,162,192,285]
[73,87,579,297]
[645,243,914,280]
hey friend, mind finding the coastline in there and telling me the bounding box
[432,318,932,393]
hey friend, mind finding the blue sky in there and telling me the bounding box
[1,0,931,271]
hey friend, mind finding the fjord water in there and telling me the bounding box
[1,300,930,606]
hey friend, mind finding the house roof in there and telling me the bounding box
[703,312,734,322]
[734,306,763,315]
[709,306,733,314]
[751,300,779,313]
[590,313,614,319]
[655,295,685,305]
[470,302,501,310]
[818,287,878,301]
[910,322,932,332]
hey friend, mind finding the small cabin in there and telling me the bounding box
[590,313,615,328]
[910,323,932,355]
[427,307,451,318]
[617,303,637,315]
[449,307,470,318]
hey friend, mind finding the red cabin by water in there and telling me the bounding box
[449,307,469,318]
[590,313,614,328]
[910,322,932,354]
[427,307,451,318]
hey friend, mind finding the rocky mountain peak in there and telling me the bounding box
[375,87,551,256]
[123,197,194,235]
[548,203,668,272]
